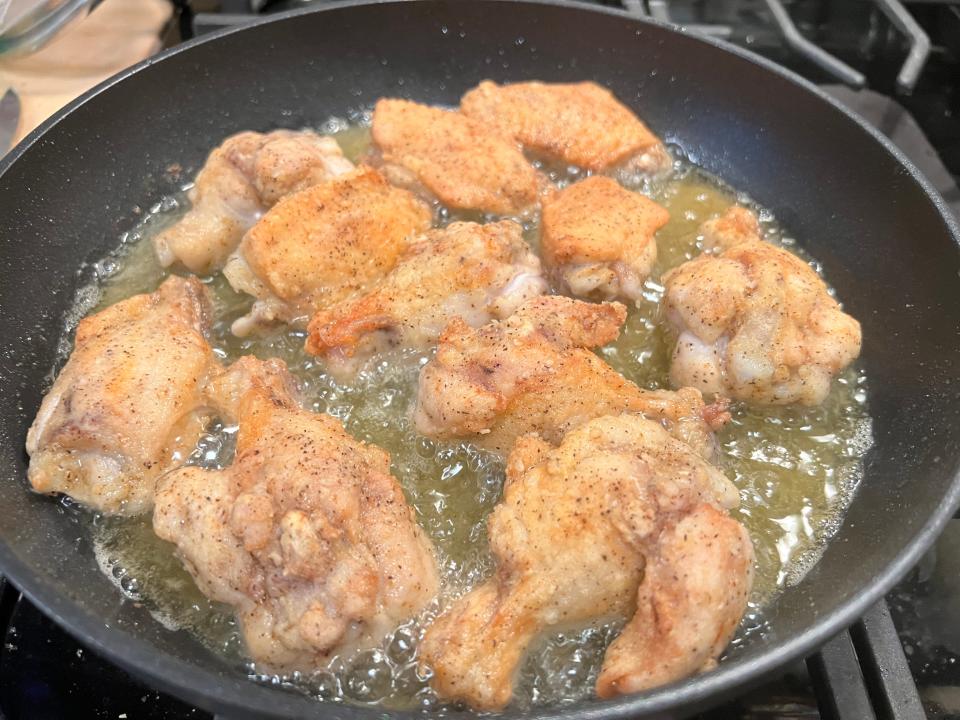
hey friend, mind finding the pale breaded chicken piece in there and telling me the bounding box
[26,276,217,515]
[371,99,540,215]
[153,357,439,672]
[223,167,431,336]
[154,130,354,274]
[460,80,672,174]
[413,295,728,458]
[663,207,862,405]
[595,502,753,697]
[306,220,546,380]
[541,176,670,300]
[420,414,753,709]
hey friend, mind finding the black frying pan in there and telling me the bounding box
[1,2,959,718]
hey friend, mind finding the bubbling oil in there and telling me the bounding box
[80,123,872,710]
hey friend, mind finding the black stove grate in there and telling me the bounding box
[811,603,926,720]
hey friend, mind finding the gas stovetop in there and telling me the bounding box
[3,1,959,718]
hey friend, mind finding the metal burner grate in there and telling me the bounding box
[809,603,925,720]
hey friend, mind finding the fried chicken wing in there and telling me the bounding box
[419,414,753,709]
[663,207,862,405]
[460,80,671,174]
[26,276,217,515]
[371,99,540,215]
[541,176,670,300]
[154,130,354,274]
[305,220,546,380]
[223,167,432,336]
[153,357,439,672]
[596,504,754,697]
[413,295,727,458]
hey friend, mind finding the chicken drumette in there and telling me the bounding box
[663,206,862,405]
[306,220,546,380]
[413,295,728,458]
[460,80,672,174]
[153,357,439,672]
[26,276,218,515]
[154,130,354,274]
[371,98,541,215]
[541,176,670,300]
[420,414,754,709]
[223,166,431,336]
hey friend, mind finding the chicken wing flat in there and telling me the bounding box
[460,80,671,174]
[26,276,217,515]
[371,98,540,215]
[541,176,670,300]
[223,167,432,336]
[413,295,728,458]
[153,357,439,672]
[663,206,862,405]
[154,130,355,274]
[305,220,546,380]
[419,414,753,709]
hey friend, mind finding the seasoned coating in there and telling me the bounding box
[663,207,862,405]
[26,276,217,515]
[541,176,670,300]
[223,167,432,335]
[420,414,753,709]
[154,130,354,273]
[153,357,439,672]
[413,295,728,458]
[460,80,671,173]
[595,503,753,697]
[306,220,546,380]
[371,98,540,215]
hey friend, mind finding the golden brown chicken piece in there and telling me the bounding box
[153,357,439,672]
[153,130,355,274]
[420,414,753,709]
[460,80,672,174]
[541,176,670,300]
[306,220,546,380]
[25,276,217,515]
[413,295,728,458]
[371,98,540,215]
[663,207,862,405]
[223,167,431,336]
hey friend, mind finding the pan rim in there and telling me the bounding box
[1,1,959,718]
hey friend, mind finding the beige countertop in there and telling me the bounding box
[0,0,171,146]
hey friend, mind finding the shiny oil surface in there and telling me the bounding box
[64,122,873,710]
